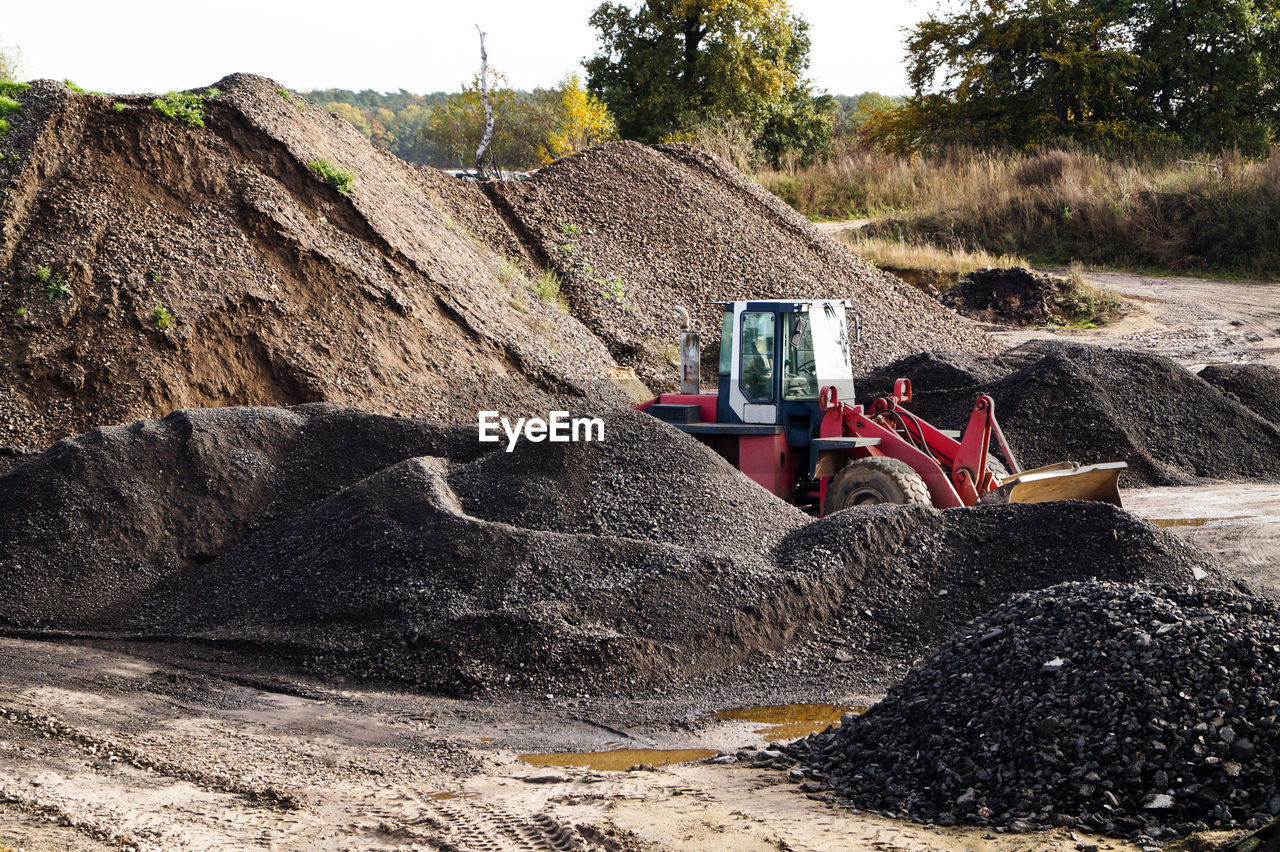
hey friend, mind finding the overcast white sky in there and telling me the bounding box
[2,1,931,97]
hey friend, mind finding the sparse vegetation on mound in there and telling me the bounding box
[151,89,216,127]
[306,157,354,195]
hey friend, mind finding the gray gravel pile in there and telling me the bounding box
[491,141,995,390]
[897,343,1280,485]
[853,350,1016,402]
[0,404,484,627]
[784,582,1280,841]
[777,502,1238,672]
[1199,364,1280,426]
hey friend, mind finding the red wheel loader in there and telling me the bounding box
[636,300,1125,515]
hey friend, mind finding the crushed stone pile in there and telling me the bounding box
[0,404,484,627]
[0,75,630,452]
[1199,364,1280,426]
[0,402,1235,698]
[490,141,994,389]
[891,343,1280,486]
[784,582,1280,841]
[776,502,1238,672]
[0,76,995,453]
[853,350,1016,401]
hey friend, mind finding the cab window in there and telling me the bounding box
[782,312,818,400]
[739,311,775,403]
[719,308,734,375]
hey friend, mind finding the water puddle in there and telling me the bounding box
[1150,515,1251,528]
[518,748,717,771]
[708,703,867,740]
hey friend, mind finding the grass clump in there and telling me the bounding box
[0,95,19,117]
[307,158,355,195]
[112,102,127,113]
[0,81,29,98]
[33,264,51,283]
[151,303,175,330]
[276,87,306,111]
[843,233,1027,277]
[35,264,71,300]
[532,269,562,303]
[152,90,216,128]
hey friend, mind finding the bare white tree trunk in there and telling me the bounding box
[474,25,495,179]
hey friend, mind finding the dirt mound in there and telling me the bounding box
[900,343,1280,486]
[777,501,1236,671]
[785,582,1280,839]
[0,404,484,627]
[1200,364,1280,425]
[489,142,994,389]
[941,267,1113,326]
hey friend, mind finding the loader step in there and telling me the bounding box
[651,403,703,424]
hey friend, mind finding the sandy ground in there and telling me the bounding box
[4,254,1278,850]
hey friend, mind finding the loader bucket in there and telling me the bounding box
[983,462,1127,507]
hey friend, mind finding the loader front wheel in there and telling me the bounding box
[824,457,932,514]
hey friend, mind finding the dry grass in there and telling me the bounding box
[842,233,1028,276]
[759,147,1280,277]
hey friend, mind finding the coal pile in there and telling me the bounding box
[785,582,1280,841]
[1200,364,1280,426]
[897,343,1280,485]
[776,502,1238,672]
[491,141,994,389]
[853,350,1016,402]
[0,404,485,627]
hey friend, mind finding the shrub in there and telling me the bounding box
[151,303,175,330]
[152,91,208,128]
[307,158,355,195]
[44,278,71,300]
[33,264,51,283]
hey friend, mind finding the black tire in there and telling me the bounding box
[824,457,932,514]
[986,453,1009,482]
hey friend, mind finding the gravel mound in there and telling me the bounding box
[0,405,484,627]
[491,141,994,389]
[778,502,1237,670]
[853,350,1014,402]
[899,343,1280,485]
[1200,364,1280,426]
[132,413,818,695]
[786,582,1280,840]
[449,410,805,552]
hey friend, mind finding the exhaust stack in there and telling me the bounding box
[673,306,700,394]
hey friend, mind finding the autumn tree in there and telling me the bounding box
[541,74,619,162]
[584,0,833,164]
[0,39,22,82]
[880,0,1280,154]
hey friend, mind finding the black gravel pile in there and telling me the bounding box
[777,502,1239,670]
[0,404,486,627]
[786,582,1280,841]
[901,343,1280,485]
[134,414,819,696]
[449,409,806,552]
[1200,364,1280,426]
[854,350,1016,402]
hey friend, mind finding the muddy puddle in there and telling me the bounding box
[1150,515,1251,528]
[518,748,718,771]
[708,702,867,739]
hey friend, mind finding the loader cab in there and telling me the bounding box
[716,300,857,446]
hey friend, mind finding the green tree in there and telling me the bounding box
[885,0,1280,154]
[585,0,833,163]
[0,39,21,82]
